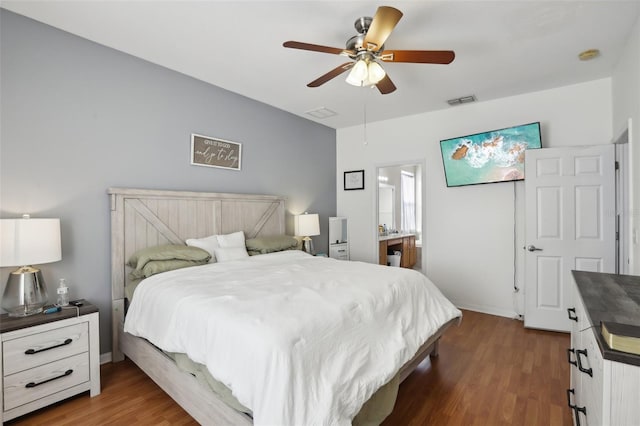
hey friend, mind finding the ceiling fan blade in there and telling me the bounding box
[376,74,396,95]
[307,62,355,87]
[379,50,455,64]
[283,41,353,56]
[363,6,403,51]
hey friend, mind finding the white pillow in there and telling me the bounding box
[216,231,246,248]
[214,246,249,263]
[185,235,220,263]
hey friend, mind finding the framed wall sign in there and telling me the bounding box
[344,170,365,190]
[191,133,242,171]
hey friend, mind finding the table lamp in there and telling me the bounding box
[295,213,320,254]
[1,215,61,316]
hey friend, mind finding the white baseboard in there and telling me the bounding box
[100,352,112,364]
[452,302,519,319]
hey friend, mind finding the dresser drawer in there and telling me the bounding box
[3,322,88,375]
[330,243,349,260]
[3,351,89,411]
[579,329,604,426]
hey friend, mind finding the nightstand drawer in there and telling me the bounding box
[329,243,349,260]
[3,352,90,411]
[3,322,89,375]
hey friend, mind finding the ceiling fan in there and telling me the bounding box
[283,6,455,95]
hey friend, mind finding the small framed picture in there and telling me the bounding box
[344,170,365,190]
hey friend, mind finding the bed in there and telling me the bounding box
[109,187,461,425]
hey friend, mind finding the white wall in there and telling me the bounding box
[612,14,640,275]
[337,78,612,317]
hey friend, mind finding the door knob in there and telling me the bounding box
[526,245,543,252]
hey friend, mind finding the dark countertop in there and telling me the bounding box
[572,270,640,366]
[1,302,98,334]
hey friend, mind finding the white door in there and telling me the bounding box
[524,145,615,331]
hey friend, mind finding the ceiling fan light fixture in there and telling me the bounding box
[345,59,369,86]
[367,61,386,84]
[346,58,386,87]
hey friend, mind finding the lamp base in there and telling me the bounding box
[2,266,49,317]
[7,306,44,317]
[302,237,315,255]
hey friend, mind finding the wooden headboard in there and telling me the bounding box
[108,187,286,360]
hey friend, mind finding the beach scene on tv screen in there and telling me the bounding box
[440,122,541,187]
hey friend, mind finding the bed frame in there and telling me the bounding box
[109,187,453,425]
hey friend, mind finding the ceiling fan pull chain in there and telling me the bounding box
[363,96,368,145]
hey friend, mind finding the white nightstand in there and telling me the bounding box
[0,303,100,422]
[329,217,349,261]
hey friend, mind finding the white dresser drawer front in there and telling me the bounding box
[3,322,89,375]
[329,244,349,260]
[3,352,90,411]
[579,330,604,426]
[570,287,586,349]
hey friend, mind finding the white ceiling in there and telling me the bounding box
[2,1,639,129]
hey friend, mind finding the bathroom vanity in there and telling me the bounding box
[378,233,416,269]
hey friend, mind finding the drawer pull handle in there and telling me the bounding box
[566,388,587,426]
[575,349,593,377]
[567,348,577,366]
[567,307,578,322]
[566,388,575,408]
[25,369,73,388]
[25,338,73,355]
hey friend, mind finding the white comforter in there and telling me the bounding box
[124,250,460,426]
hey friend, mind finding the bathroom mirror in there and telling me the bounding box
[377,164,422,238]
[378,184,394,232]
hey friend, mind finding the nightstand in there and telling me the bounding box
[0,302,100,423]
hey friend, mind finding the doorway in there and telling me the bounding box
[376,162,424,271]
[614,124,630,275]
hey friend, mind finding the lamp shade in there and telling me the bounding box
[295,213,320,237]
[367,61,386,84]
[0,218,61,267]
[346,59,369,86]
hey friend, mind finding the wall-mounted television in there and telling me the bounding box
[440,122,542,187]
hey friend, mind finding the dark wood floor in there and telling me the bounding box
[383,310,572,425]
[7,310,572,425]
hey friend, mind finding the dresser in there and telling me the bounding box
[1,303,100,422]
[567,271,640,426]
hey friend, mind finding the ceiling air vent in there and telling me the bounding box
[447,95,477,106]
[305,107,337,119]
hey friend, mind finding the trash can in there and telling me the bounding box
[388,250,401,267]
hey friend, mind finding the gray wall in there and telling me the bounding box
[0,10,336,355]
